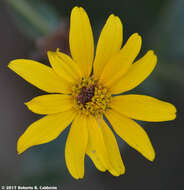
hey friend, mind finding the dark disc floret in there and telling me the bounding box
[77,85,95,105]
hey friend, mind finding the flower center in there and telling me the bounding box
[72,77,111,116]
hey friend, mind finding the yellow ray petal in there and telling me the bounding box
[69,7,94,77]
[99,33,142,87]
[86,116,110,172]
[48,51,82,84]
[25,94,74,115]
[105,110,155,161]
[65,114,88,179]
[111,95,176,122]
[110,50,157,94]
[99,118,125,176]
[8,59,71,93]
[93,14,123,79]
[86,148,106,172]
[17,110,76,154]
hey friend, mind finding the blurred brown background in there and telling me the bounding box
[0,0,183,189]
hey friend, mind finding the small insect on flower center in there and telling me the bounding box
[72,77,111,116]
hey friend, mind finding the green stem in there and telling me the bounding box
[7,0,52,35]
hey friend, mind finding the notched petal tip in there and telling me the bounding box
[132,33,142,42]
[107,14,118,22]
[70,170,84,180]
[79,7,86,12]
[162,101,177,121]
[114,15,121,21]
[71,6,85,14]
[128,33,142,48]
[107,14,122,26]
[118,166,126,176]
[109,166,126,177]
[73,176,84,180]
[146,50,157,65]
[111,165,126,176]
[150,50,157,59]
[167,103,177,121]
[71,6,80,11]
[70,7,81,19]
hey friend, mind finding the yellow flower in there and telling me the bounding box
[8,7,176,179]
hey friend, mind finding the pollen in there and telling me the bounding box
[72,77,112,116]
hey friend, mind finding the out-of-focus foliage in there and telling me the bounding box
[7,0,60,38]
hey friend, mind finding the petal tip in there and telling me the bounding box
[146,50,157,61]
[108,14,121,25]
[147,149,156,162]
[109,13,115,16]
[148,50,157,63]
[24,101,33,111]
[8,59,26,73]
[70,172,84,180]
[109,167,126,176]
[171,104,177,114]
[73,176,84,180]
[8,60,17,70]
[108,14,115,19]
[164,102,177,121]
[17,150,22,155]
[130,33,142,44]
[147,50,154,55]
[79,7,85,11]
[133,32,141,37]
[8,62,13,68]
[72,6,85,14]
[17,136,27,155]
[118,170,126,176]
[117,166,126,176]
[150,155,156,162]
[17,145,24,155]
[170,112,177,121]
[72,6,80,11]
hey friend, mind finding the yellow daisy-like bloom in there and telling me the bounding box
[8,7,176,179]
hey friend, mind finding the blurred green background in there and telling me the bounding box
[0,0,183,189]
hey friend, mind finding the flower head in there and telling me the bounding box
[8,6,176,179]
